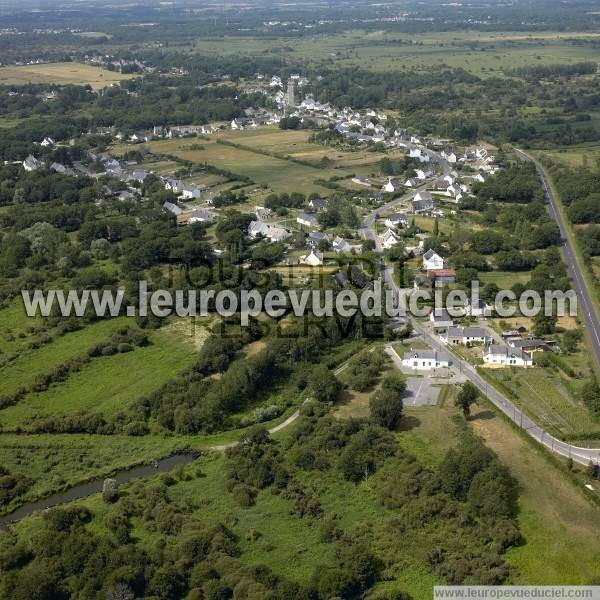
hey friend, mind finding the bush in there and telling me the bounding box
[231,483,256,507]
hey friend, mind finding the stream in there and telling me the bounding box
[0,451,200,530]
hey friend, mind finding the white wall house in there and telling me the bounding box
[429,309,454,331]
[301,250,324,266]
[248,221,291,242]
[422,249,444,271]
[297,212,319,228]
[464,298,492,318]
[443,327,491,346]
[402,350,451,371]
[381,228,400,249]
[483,345,533,367]
[385,214,408,229]
[23,155,40,171]
[382,178,401,193]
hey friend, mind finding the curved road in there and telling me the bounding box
[514,148,600,367]
[362,150,600,466]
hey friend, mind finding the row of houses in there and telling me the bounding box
[400,342,534,370]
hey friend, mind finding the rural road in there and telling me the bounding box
[362,152,600,466]
[514,148,600,369]
[358,184,427,252]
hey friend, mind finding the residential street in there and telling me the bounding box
[362,156,600,466]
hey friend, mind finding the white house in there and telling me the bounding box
[332,236,352,253]
[163,201,182,216]
[414,190,433,204]
[382,178,401,193]
[180,185,202,200]
[40,137,55,147]
[188,208,215,224]
[385,213,409,229]
[231,118,244,130]
[464,298,492,318]
[402,350,451,371]
[308,198,327,212]
[297,212,319,228]
[23,155,41,171]
[412,190,434,214]
[404,178,420,188]
[301,250,324,267]
[483,345,533,368]
[422,249,444,271]
[443,327,491,346]
[248,221,291,242]
[429,309,454,331]
[381,228,400,249]
[255,206,273,221]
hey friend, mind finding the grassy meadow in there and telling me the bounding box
[0,321,203,431]
[189,30,600,77]
[124,127,403,195]
[0,62,137,88]
[483,367,598,440]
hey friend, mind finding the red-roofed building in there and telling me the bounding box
[427,269,456,284]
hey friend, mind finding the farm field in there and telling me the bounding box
[478,270,533,288]
[483,367,598,440]
[124,127,399,195]
[0,62,137,88]
[536,146,600,171]
[470,404,600,583]
[189,30,600,77]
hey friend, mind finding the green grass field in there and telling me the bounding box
[0,62,137,89]
[121,127,402,195]
[483,367,598,439]
[0,434,187,513]
[478,270,533,288]
[0,316,131,398]
[189,30,600,77]
[0,319,204,430]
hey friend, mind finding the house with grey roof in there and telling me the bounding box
[163,201,183,216]
[248,221,291,242]
[443,326,491,346]
[307,231,330,248]
[507,338,551,353]
[23,155,41,172]
[308,198,327,212]
[401,350,451,371]
[429,309,454,331]
[297,212,319,228]
[483,345,533,367]
[332,236,353,253]
[189,208,215,224]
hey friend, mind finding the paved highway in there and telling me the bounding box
[514,148,600,369]
[361,155,600,466]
